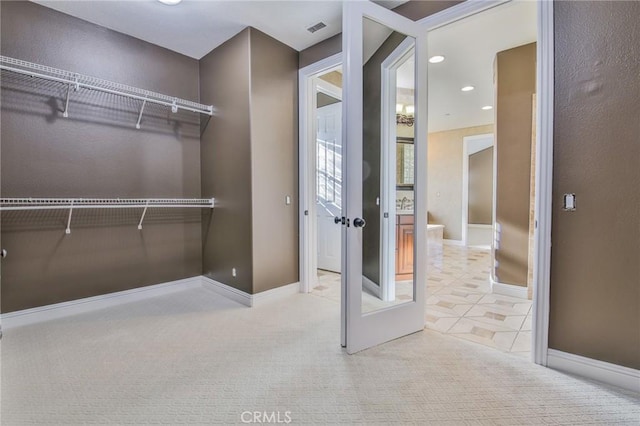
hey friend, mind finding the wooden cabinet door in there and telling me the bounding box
[396,223,414,279]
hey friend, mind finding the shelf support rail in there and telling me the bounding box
[65,200,74,235]
[0,56,214,125]
[0,198,215,234]
[138,200,150,230]
[62,75,80,118]
[136,98,148,130]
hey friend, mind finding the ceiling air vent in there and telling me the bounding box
[306,22,327,34]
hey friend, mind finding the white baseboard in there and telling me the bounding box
[490,276,529,299]
[1,276,202,329]
[2,276,304,329]
[547,349,640,393]
[468,244,491,250]
[201,276,300,307]
[252,281,300,306]
[443,239,464,246]
[201,276,253,307]
[362,275,381,298]
[468,224,493,229]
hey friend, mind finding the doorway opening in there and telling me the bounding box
[313,68,344,301]
[420,0,538,355]
[462,133,494,249]
[299,0,552,360]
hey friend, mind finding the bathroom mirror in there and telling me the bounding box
[396,137,415,188]
[361,16,416,314]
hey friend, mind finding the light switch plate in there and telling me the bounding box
[562,193,576,211]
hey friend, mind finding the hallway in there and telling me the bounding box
[312,244,532,354]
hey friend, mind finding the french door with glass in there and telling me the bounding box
[341,1,427,353]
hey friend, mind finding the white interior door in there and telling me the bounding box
[316,95,342,272]
[341,1,427,354]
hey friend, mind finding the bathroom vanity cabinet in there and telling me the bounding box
[396,214,414,280]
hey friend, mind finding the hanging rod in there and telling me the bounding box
[0,55,214,120]
[0,198,214,233]
[0,198,214,210]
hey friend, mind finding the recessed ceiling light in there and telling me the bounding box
[461,86,475,92]
[428,55,445,64]
[158,0,182,5]
[482,105,493,110]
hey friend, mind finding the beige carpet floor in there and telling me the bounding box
[2,286,639,425]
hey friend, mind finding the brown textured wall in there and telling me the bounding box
[249,29,299,293]
[392,0,464,21]
[0,1,202,312]
[550,1,640,369]
[362,31,407,284]
[200,29,253,294]
[299,34,341,69]
[468,147,493,225]
[494,42,536,287]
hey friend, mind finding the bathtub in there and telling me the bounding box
[427,224,444,241]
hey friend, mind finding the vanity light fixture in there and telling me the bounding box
[428,55,445,64]
[157,0,182,5]
[396,104,415,127]
[481,105,493,110]
[461,86,475,92]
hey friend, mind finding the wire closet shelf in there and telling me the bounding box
[0,198,215,234]
[0,55,213,128]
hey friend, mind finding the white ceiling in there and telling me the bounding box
[426,0,537,132]
[32,0,535,134]
[32,0,406,59]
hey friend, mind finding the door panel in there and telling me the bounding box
[314,78,342,272]
[342,1,427,354]
[397,223,414,279]
[316,101,342,272]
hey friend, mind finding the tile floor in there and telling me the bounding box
[313,271,414,313]
[311,244,532,355]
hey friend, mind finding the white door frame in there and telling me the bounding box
[461,133,494,247]
[380,38,415,302]
[298,53,342,294]
[532,0,554,367]
[298,0,554,366]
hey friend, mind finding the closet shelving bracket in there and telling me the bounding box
[0,198,215,234]
[0,55,214,128]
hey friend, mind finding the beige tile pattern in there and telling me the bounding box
[312,245,533,355]
[315,270,414,313]
[427,246,532,355]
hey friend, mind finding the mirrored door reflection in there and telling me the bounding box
[361,17,416,314]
